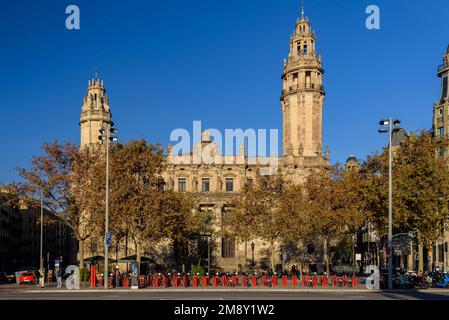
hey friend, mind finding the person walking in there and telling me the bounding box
[39,268,45,288]
[56,268,63,288]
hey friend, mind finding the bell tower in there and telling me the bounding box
[281,3,325,157]
[433,45,449,142]
[79,73,112,149]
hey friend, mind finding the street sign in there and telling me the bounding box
[356,253,362,261]
[106,232,112,247]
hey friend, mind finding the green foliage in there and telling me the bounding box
[190,265,205,276]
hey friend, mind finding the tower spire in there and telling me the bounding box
[95,65,99,80]
[301,0,304,19]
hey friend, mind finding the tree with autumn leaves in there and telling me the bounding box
[229,167,367,273]
[15,139,203,273]
[11,130,449,274]
[230,130,449,273]
[360,131,449,270]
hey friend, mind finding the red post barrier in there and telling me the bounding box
[301,275,309,287]
[262,274,268,287]
[352,276,357,288]
[331,275,338,287]
[193,274,199,287]
[202,275,209,287]
[251,274,258,287]
[232,274,238,287]
[90,264,96,288]
[271,274,278,287]
[212,275,219,287]
[312,275,318,287]
[242,275,248,287]
[281,275,287,287]
[321,275,328,287]
[292,275,298,287]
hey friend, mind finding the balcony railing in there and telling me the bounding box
[281,83,324,96]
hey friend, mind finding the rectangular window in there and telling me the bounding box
[221,237,235,258]
[443,76,448,101]
[296,42,301,56]
[202,178,210,192]
[303,44,308,55]
[439,244,445,262]
[439,127,444,137]
[178,178,186,192]
[247,178,254,187]
[225,178,234,192]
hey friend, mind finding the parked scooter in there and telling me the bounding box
[431,273,449,288]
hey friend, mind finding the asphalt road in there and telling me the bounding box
[1,285,449,300]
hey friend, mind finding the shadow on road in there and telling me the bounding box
[382,290,449,300]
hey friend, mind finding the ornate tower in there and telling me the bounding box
[433,45,449,142]
[281,4,325,157]
[79,75,112,149]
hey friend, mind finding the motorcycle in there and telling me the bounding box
[431,273,449,288]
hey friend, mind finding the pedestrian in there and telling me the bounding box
[39,267,45,288]
[56,268,63,288]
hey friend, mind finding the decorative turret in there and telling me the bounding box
[79,73,112,149]
[281,2,325,158]
[433,46,449,142]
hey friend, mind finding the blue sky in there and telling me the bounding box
[1,0,448,183]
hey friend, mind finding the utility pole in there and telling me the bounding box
[40,188,44,272]
[388,118,393,290]
[99,123,118,289]
[378,118,401,290]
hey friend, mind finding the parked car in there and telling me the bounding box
[0,272,14,284]
[19,272,35,285]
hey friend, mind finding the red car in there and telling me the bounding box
[19,272,35,285]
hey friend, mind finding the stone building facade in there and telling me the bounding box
[79,9,329,272]
[0,194,77,273]
[432,45,449,272]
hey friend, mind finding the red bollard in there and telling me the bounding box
[202,274,209,287]
[271,274,278,287]
[251,274,258,287]
[312,275,318,287]
[281,275,287,287]
[213,275,219,287]
[232,274,238,287]
[331,275,338,287]
[301,275,309,287]
[193,274,199,287]
[352,276,357,288]
[242,275,248,287]
[321,275,328,287]
[183,274,189,287]
[262,274,268,287]
[292,275,298,287]
[342,275,349,287]
[90,264,96,288]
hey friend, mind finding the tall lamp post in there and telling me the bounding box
[251,242,255,266]
[99,123,118,289]
[40,188,44,285]
[378,117,401,290]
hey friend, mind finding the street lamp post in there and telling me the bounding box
[40,188,44,286]
[251,242,255,266]
[207,237,211,274]
[378,117,401,290]
[99,123,118,289]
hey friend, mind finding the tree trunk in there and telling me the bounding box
[324,238,330,274]
[136,242,141,276]
[418,231,424,272]
[270,241,275,273]
[78,238,85,270]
